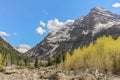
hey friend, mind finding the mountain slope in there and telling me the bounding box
[25,7,120,60]
[0,37,24,66]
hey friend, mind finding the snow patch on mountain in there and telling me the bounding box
[47,44,59,56]
[96,12,114,17]
[47,22,74,43]
[93,21,120,35]
[15,44,31,53]
[82,30,89,35]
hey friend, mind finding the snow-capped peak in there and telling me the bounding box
[92,21,120,36]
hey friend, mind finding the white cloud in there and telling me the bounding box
[40,21,46,27]
[66,19,74,23]
[42,10,48,15]
[36,18,74,34]
[15,44,31,53]
[36,27,46,35]
[0,31,10,37]
[13,32,17,35]
[112,3,120,8]
[47,18,74,31]
[47,19,64,31]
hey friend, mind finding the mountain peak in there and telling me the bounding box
[91,7,108,13]
[90,7,112,15]
[25,7,120,60]
[92,7,107,11]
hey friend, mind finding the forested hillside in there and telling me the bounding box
[0,37,24,66]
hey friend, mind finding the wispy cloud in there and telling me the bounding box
[36,27,46,35]
[13,32,17,35]
[42,10,48,15]
[112,3,120,8]
[40,21,46,27]
[0,31,10,37]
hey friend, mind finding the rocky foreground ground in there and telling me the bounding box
[0,66,120,80]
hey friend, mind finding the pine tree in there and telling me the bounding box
[47,57,54,66]
[24,58,28,66]
[34,57,39,68]
[61,50,66,62]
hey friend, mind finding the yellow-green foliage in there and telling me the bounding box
[63,36,120,73]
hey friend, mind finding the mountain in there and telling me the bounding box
[14,44,31,54]
[25,7,120,60]
[0,37,24,66]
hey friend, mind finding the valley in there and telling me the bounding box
[0,7,120,80]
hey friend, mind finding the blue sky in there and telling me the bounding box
[0,0,120,48]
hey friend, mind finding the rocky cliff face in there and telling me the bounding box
[25,7,120,59]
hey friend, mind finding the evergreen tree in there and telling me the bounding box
[62,51,66,62]
[47,57,54,66]
[34,57,39,68]
[24,57,29,66]
[39,60,42,67]
[55,54,61,64]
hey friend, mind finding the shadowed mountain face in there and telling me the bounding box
[25,7,120,60]
[0,37,23,66]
